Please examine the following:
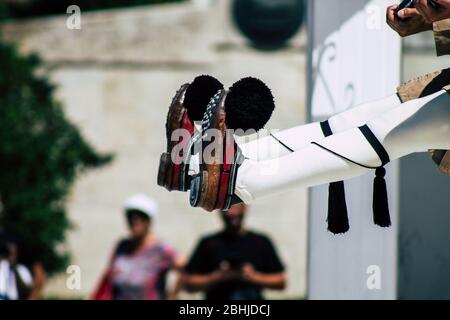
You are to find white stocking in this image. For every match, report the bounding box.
[239,94,401,160]
[235,91,450,203]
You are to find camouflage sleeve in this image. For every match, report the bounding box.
[433,18,450,56]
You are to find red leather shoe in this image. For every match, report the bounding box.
[158,75,223,192]
[189,77,275,211]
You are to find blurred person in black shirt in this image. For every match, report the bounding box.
[183,204,286,300]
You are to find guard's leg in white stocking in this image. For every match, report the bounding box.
[239,94,401,160]
[236,90,450,203]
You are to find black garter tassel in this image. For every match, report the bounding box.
[327,181,350,234]
[372,167,391,227]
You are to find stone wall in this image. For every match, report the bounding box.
[2,0,308,299]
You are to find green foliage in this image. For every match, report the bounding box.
[5,0,187,19]
[0,42,113,274]
[0,2,8,21]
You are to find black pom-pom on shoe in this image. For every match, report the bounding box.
[184,75,224,121]
[225,77,275,132]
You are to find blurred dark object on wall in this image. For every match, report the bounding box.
[2,0,187,19]
[232,0,305,49]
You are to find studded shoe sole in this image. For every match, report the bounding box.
[189,90,242,212]
[158,84,195,192]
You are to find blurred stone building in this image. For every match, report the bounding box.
[2,0,308,298]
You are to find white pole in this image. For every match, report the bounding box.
[307,0,401,300]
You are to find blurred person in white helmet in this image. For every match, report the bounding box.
[92,194,185,300]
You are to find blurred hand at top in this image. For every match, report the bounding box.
[387,4,432,37]
[414,0,450,23]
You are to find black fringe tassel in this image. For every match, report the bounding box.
[372,167,391,227]
[327,181,350,234]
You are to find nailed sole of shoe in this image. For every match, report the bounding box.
[189,90,227,212]
[157,152,173,189]
[157,84,193,192]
